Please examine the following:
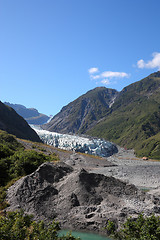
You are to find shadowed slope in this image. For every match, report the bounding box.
[0,101,41,142]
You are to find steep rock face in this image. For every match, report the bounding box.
[4,102,49,125]
[0,101,41,142]
[7,162,160,232]
[43,87,118,134]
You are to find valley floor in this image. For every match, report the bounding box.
[90,147,160,190]
[18,138,160,191]
[60,145,160,191]
[64,147,160,205]
[7,139,160,233]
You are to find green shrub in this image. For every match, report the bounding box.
[106,213,160,240]
[8,150,52,177]
[0,144,14,159]
[0,130,23,151]
[0,210,80,240]
[0,150,52,186]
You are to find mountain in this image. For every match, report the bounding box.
[88,71,160,159]
[0,101,41,142]
[4,102,50,125]
[43,71,160,159]
[43,87,118,134]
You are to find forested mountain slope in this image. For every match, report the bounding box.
[88,71,160,159]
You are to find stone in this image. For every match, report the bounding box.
[6,162,160,233]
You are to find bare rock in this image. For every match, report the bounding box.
[7,162,160,232]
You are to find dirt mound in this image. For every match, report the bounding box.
[7,162,160,232]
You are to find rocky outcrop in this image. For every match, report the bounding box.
[43,87,118,134]
[7,162,160,232]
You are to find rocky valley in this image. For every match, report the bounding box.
[6,160,160,233]
[32,125,118,157]
[1,72,160,238]
[5,138,160,234]
[43,71,160,160]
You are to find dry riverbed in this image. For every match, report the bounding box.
[18,138,160,192]
[89,147,160,190]
[61,146,160,191]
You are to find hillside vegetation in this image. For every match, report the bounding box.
[88,72,160,159]
[43,71,160,159]
[0,130,59,210]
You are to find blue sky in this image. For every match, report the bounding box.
[1,0,160,116]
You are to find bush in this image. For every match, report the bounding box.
[106,213,160,240]
[9,150,51,177]
[0,144,14,159]
[0,150,52,186]
[0,210,80,240]
[0,130,23,151]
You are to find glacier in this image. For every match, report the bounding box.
[32,126,118,157]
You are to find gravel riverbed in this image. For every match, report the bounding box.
[90,147,160,190]
[18,138,160,191]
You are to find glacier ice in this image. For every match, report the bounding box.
[32,126,117,157]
